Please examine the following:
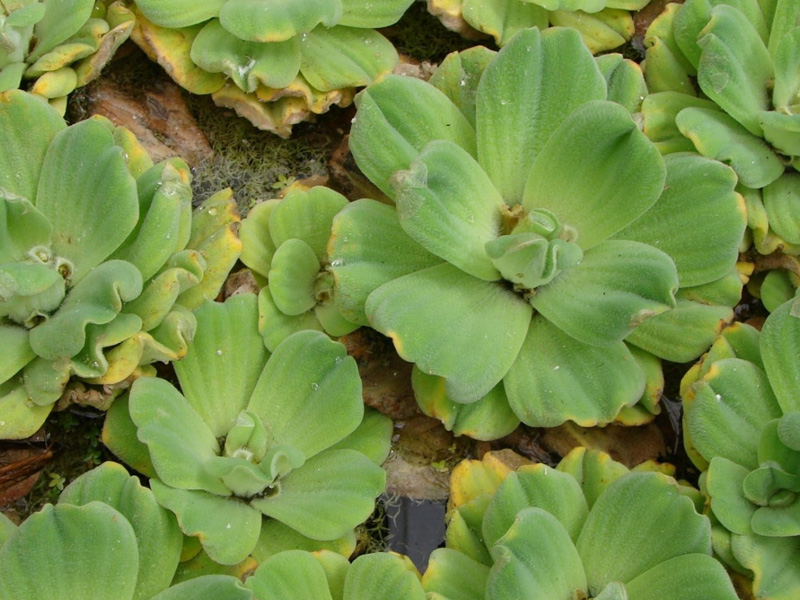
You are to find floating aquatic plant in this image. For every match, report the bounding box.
[330,27,746,435]
[0,90,241,440]
[129,0,414,136]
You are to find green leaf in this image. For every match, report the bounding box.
[624,553,738,600]
[696,5,773,137]
[614,153,744,288]
[687,359,782,468]
[59,462,183,600]
[339,0,414,27]
[732,534,800,599]
[577,472,711,591]
[251,519,356,561]
[350,75,476,198]
[640,92,716,153]
[245,550,333,600]
[247,330,363,459]
[706,457,755,535]
[556,448,630,510]
[423,548,489,600]
[366,263,532,404]
[0,90,66,201]
[102,394,157,478]
[300,26,397,92]
[429,46,496,129]
[250,449,385,540]
[191,20,301,92]
[345,553,426,600]
[269,239,320,315]
[29,0,95,61]
[329,199,442,325]
[773,26,800,109]
[133,0,226,28]
[522,100,666,250]
[219,0,341,42]
[28,260,143,360]
[676,106,785,189]
[461,0,548,47]
[257,286,322,352]
[35,117,139,283]
[624,298,734,363]
[596,54,648,114]
[530,240,678,347]
[476,27,606,204]
[392,140,504,281]
[0,325,33,384]
[326,407,393,466]
[174,295,267,437]
[0,382,52,440]
[110,163,193,281]
[413,368,520,441]
[0,503,139,600]
[129,377,229,495]
[504,315,646,427]
[151,576,252,600]
[763,173,800,246]
[239,199,280,279]
[487,508,587,600]
[482,465,589,547]
[150,480,262,566]
[268,187,349,261]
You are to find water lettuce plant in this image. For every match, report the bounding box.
[0,90,241,440]
[642,0,800,255]
[129,0,414,136]
[330,27,746,434]
[0,0,134,113]
[239,184,359,352]
[427,0,650,53]
[682,295,800,597]
[0,461,251,599]
[103,294,390,565]
[421,448,738,599]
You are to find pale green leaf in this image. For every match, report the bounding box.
[476,27,606,204]
[504,315,645,427]
[522,101,666,250]
[392,140,504,281]
[250,449,385,540]
[0,503,138,600]
[350,75,476,198]
[245,550,333,600]
[345,553,427,600]
[530,240,678,347]
[219,0,341,42]
[247,330,362,459]
[366,263,531,403]
[300,26,397,92]
[150,480,262,566]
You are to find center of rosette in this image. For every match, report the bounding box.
[487,207,583,291]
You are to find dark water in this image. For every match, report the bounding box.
[384,496,447,571]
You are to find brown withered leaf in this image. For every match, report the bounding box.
[85,73,213,166]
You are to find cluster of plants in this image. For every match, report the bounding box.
[2,0,800,597]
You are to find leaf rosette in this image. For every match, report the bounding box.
[427,0,650,53]
[642,0,800,255]
[129,0,413,136]
[682,295,800,597]
[0,0,135,113]
[330,28,746,435]
[421,448,738,599]
[239,184,360,352]
[0,462,252,599]
[103,294,390,565]
[0,90,241,440]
